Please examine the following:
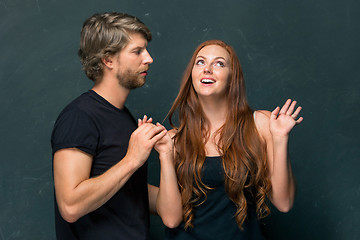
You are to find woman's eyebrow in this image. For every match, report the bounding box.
[196,56,226,61]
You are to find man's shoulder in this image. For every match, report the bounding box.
[59,91,97,115]
[51,91,100,156]
[63,91,92,108]
[52,91,96,128]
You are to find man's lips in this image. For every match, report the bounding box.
[140,70,149,76]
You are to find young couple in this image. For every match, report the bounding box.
[51,12,303,240]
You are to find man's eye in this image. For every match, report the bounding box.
[133,49,143,55]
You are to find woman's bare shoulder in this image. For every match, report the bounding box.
[253,110,271,139]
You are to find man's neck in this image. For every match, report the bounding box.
[92,78,130,110]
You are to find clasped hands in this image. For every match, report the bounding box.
[137,115,174,157]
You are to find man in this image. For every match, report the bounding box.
[51,12,168,239]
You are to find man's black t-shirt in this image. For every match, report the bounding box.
[51,90,149,240]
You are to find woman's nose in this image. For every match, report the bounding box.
[203,65,212,74]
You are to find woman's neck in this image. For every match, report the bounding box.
[198,96,228,131]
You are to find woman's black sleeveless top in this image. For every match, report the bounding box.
[165,156,265,240]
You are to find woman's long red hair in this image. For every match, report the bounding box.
[168,40,271,229]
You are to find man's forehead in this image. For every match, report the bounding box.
[125,33,148,48]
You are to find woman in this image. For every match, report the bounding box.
[151,40,303,239]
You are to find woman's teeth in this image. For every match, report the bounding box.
[201,79,215,84]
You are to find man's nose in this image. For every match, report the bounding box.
[143,49,153,64]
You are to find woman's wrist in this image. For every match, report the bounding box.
[272,135,289,146]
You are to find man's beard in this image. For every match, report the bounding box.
[116,69,146,90]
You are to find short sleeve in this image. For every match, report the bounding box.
[51,107,99,156]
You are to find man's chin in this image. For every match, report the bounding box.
[134,77,146,88]
[120,77,146,90]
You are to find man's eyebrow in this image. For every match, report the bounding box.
[131,46,143,50]
[130,44,147,51]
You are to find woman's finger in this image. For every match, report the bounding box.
[291,106,302,119]
[286,101,297,115]
[279,99,291,115]
[271,106,280,120]
[142,115,148,123]
[296,116,304,124]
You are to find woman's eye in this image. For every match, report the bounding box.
[214,61,225,67]
[196,59,205,65]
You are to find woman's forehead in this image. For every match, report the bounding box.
[196,45,230,60]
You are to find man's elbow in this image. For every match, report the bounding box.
[58,203,82,223]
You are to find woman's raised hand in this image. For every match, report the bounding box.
[270,99,303,137]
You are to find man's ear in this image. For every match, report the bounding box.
[102,55,114,69]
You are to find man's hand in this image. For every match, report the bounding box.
[127,116,167,168]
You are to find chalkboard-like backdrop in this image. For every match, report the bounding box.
[0,0,359,239]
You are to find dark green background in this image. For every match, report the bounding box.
[0,0,359,239]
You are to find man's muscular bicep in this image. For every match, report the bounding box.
[53,148,93,208]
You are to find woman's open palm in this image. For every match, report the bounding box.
[270,99,303,137]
